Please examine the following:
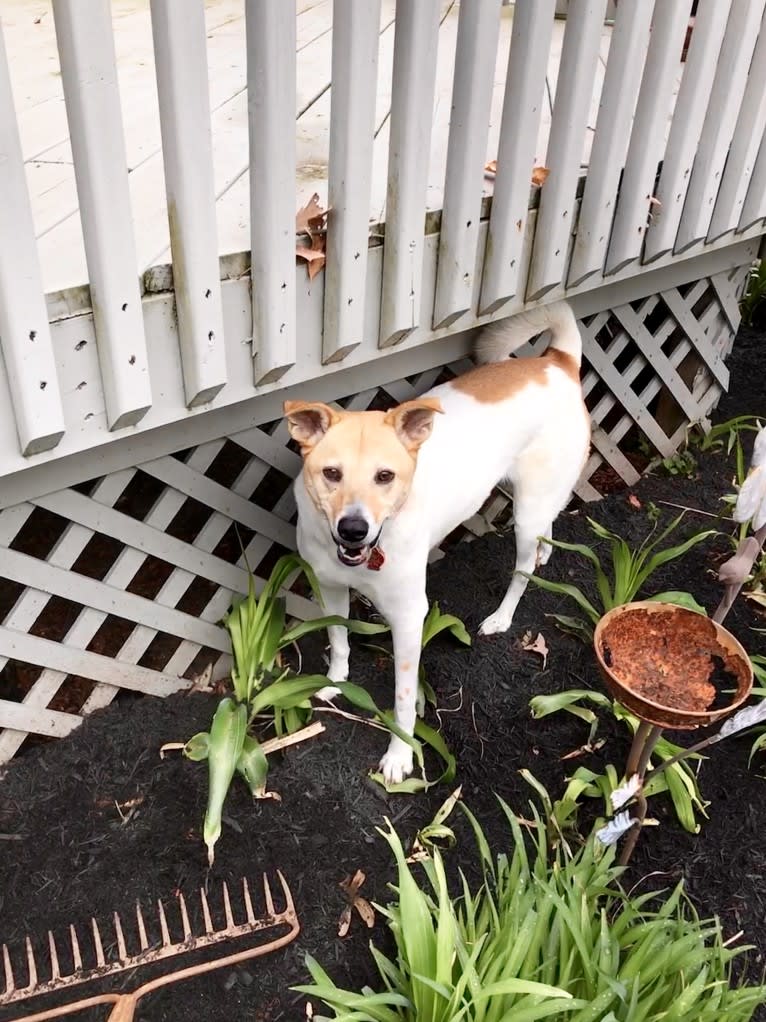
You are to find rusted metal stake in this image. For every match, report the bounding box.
[619,724,662,866]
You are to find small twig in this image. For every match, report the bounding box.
[435,685,464,728]
[260,721,324,755]
[470,702,486,761]
[312,706,389,732]
[655,499,727,520]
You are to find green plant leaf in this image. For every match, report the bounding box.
[203,697,247,866]
[522,574,600,624]
[280,616,389,647]
[646,591,708,615]
[547,613,595,644]
[421,602,471,648]
[236,735,269,797]
[183,731,210,762]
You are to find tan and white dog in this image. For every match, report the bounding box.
[285,301,590,783]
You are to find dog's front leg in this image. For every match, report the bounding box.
[316,582,350,702]
[378,594,428,785]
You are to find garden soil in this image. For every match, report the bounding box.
[1,326,765,1021]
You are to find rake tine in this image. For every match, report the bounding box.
[178,893,191,941]
[276,870,295,917]
[47,931,60,981]
[262,874,276,917]
[222,882,234,930]
[200,887,213,934]
[135,903,149,952]
[3,943,15,994]
[91,919,105,968]
[113,913,127,961]
[242,877,255,925]
[70,925,82,972]
[25,936,38,989]
[157,900,171,947]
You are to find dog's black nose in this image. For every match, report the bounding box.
[337,515,369,544]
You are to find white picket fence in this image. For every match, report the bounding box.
[0,0,765,758]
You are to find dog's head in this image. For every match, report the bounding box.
[284,398,443,567]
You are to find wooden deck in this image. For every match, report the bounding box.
[2,0,630,296]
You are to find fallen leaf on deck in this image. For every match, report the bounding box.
[531,166,550,187]
[296,235,326,281]
[648,195,662,208]
[295,193,328,235]
[338,870,375,937]
[628,494,642,509]
[484,159,498,176]
[516,630,549,669]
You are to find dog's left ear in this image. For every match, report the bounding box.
[385,398,444,453]
[283,400,342,452]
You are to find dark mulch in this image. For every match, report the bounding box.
[1,326,765,1021]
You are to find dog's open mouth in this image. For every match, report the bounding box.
[336,542,371,567]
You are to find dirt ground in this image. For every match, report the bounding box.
[1,325,765,1021]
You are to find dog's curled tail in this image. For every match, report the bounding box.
[475,301,581,368]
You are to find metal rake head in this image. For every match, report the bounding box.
[1,871,298,1010]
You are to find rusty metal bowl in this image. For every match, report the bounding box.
[593,601,753,730]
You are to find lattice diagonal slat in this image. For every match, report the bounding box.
[0,266,752,761]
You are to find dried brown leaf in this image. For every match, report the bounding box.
[189,662,214,693]
[531,166,550,187]
[628,494,642,510]
[517,631,549,669]
[295,193,328,234]
[337,905,352,938]
[484,159,498,176]
[354,897,376,928]
[296,244,326,281]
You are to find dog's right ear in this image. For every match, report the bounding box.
[283,401,342,453]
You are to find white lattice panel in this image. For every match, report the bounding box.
[0,264,751,761]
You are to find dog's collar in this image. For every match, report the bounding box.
[366,545,385,571]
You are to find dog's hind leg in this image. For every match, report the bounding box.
[479,462,575,637]
[315,582,350,701]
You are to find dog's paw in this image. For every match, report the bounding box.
[378,739,414,786]
[478,610,513,636]
[314,684,342,703]
[326,659,349,684]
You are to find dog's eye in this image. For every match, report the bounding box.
[375,469,395,485]
[322,466,342,483]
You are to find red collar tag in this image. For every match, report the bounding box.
[366,546,385,571]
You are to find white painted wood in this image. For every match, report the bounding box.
[0,628,189,700]
[567,1,654,287]
[246,0,297,383]
[604,0,691,275]
[642,0,732,264]
[51,0,152,431]
[479,0,556,314]
[0,699,81,742]
[526,0,609,301]
[322,0,382,363]
[0,19,66,457]
[432,0,502,328]
[150,0,227,407]
[378,0,441,347]
[675,0,766,253]
[738,132,766,231]
[707,17,766,242]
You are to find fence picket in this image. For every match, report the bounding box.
[738,133,766,232]
[322,0,382,363]
[675,0,766,253]
[0,20,66,456]
[246,0,298,383]
[479,0,555,314]
[707,18,766,242]
[378,0,441,347]
[52,0,152,430]
[151,0,228,406]
[604,0,690,275]
[432,0,502,328]
[526,0,608,301]
[642,0,731,264]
